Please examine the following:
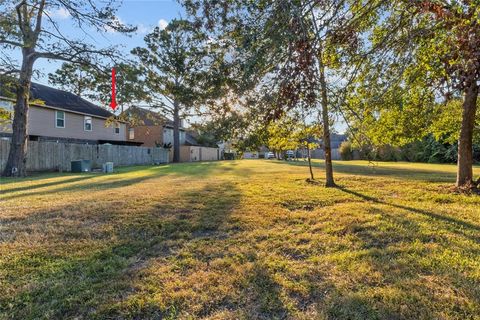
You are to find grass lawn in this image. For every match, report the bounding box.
[1,160,479,319]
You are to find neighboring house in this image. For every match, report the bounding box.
[123,106,187,148]
[0,83,132,145]
[124,106,221,162]
[310,133,347,160]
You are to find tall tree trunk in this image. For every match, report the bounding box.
[2,48,35,177]
[456,81,479,189]
[172,100,180,163]
[318,48,335,187]
[307,145,314,180]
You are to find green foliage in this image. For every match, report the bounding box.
[48,63,97,98]
[344,0,480,186]
[132,19,211,113]
[234,126,269,153]
[430,99,480,145]
[400,136,459,164]
[349,135,480,164]
[267,118,298,154]
[191,110,249,148]
[266,115,320,154]
[48,62,147,111]
[339,141,353,161]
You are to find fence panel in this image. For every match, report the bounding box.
[0,139,169,173]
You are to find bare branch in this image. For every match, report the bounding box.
[0,39,23,47]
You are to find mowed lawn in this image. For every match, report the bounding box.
[0,160,479,320]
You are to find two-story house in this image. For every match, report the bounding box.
[0,83,132,145]
[123,106,190,147]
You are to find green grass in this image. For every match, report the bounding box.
[0,160,479,319]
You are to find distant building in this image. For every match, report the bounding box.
[123,106,218,162]
[310,133,347,160]
[123,106,187,148]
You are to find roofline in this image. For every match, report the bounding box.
[0,95,126,123]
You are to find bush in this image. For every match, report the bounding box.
[346,134,480,164]
[339,141,353,160]
[374,145,402,162]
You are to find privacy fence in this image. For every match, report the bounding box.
[0,139,169,173]
[311,148,341,161]
[180,146,220,162]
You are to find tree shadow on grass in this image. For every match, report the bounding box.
[240,262,290,320]
[336,185,480,243]
[0,181,242,319]
[270,160,459,183]
[0,175,98,195]
[0,162,245,201]
[306,186,480,319]
[0,174,158,201]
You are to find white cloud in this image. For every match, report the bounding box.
[158,19,168,30]
[48,7,71,20]
[137,23,150,34]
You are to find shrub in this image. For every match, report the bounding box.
[339,141,353,160]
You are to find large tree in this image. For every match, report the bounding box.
[182,0,380,187]
[346,0,480,190]
[133,19,215,163]
[48,63,96,98]
[0,0,134,177]
[49,62,146,112]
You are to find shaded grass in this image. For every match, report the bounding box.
[0,160,479,319]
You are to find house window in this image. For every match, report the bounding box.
[128,128,135,139]
[55,111,65,128]
[114,123,120,134]
[84,116,92,131]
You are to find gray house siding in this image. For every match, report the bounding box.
[28,106,126,141]
[0,99,126,142]
[162,127,186,146]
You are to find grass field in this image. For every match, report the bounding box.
[1,160,479,319]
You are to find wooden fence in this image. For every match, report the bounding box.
[0,139,169,172]
[310,148,341,160]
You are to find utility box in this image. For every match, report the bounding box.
[102,162,114,173]
[71,160,91,173]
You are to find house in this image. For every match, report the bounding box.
[123,106,187,148]
[124,106,220,162]
[0,83,133,145]
[309,133,347,160]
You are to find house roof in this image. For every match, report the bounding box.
[123,106,171,126]
[123,106,187,130]
[29,83,114,118]
[185,132,199,146]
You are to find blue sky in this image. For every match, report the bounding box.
[33,0,184,86]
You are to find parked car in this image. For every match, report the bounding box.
[266,152,275,159]
[286,150,295,159]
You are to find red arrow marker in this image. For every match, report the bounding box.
[110,67,117,111]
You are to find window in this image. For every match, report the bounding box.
[55,111,65,128]
[84,116,92,131]
[114,123,120,134]
[128,128,135,139]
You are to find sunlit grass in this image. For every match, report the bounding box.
[0,160,479,319]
